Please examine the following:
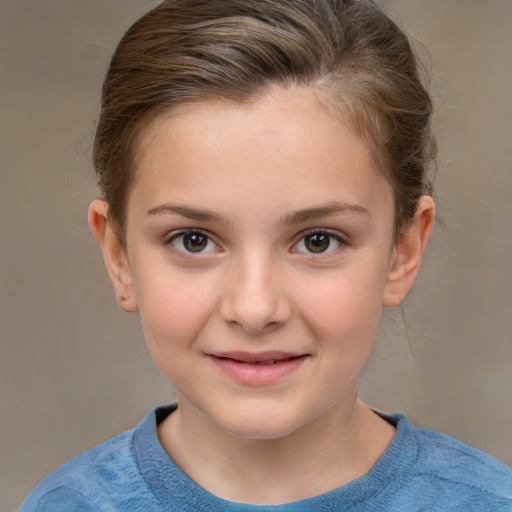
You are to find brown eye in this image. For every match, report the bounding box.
[292,231,344,255]
[171,231,217,254]
[183,233,207,252]
[304,233,331,253]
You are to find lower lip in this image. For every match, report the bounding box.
[208,355,308,385]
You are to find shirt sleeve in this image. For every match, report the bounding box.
[19,486,101,512]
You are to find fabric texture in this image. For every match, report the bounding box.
[20,404,512,511]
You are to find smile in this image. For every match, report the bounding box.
[207,351,309,385]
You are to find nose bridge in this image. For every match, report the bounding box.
[220,247,289,333]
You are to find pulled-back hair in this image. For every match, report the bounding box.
[93,0,436,242]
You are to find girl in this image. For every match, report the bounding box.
[21,0,511,510]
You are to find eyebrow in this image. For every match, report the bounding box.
[281,201,370,224]
[146,204,229,224]
[146,201,370,225]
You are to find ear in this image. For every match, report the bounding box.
[88,199,138,312]
[382,196,435,307]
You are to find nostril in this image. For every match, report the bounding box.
[222,307,289,334]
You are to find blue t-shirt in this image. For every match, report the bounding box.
[20,404,512,511]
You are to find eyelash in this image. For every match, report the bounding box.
[163,229,220,256]
[291,229,348,257]
[163,228,348,258]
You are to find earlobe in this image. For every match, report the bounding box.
[88,200,138,312]
[382,196,435,307]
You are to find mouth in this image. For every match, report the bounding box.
[207,351,309,384]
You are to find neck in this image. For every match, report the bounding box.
[157,388,395,505]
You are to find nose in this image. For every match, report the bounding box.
[219,252,291,334]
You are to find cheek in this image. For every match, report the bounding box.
[299,272,384,394]
[297,263,386,348]
[133,265,219,354]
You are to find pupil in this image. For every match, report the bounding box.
[184,233,207,252]
[306,234,330,253]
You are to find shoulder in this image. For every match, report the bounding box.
[20,429,135,511]
[413,424,512,494]
[19,410,163,512]
[394,415,512,510]
[19,486,101,512]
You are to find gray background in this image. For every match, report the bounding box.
[1,1,511,510]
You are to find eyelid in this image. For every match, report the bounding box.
[290,228,348,255]
[163,228,222,254]
[293,227,348,243]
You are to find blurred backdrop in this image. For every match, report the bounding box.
[1,1,511,510]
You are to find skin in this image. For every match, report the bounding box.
[89,86,435,504]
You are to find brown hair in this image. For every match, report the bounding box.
[93,0,436,243]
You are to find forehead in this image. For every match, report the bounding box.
[128,87,393,222]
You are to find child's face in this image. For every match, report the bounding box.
[108,87,406,439]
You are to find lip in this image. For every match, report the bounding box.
[207,351,309,385]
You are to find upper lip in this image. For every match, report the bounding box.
[207,351,306,363]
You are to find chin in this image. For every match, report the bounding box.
[211,401,308,441]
